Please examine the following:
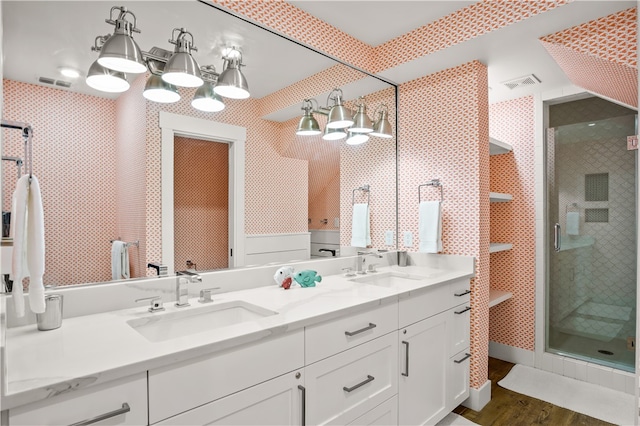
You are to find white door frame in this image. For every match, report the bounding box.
[159,111,246,274]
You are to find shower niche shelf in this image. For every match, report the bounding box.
[489,289,513,308]
[490,192,513,202]
[489,243,513,253]
[490,137,513,155]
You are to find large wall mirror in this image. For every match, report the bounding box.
[1,1,397,287]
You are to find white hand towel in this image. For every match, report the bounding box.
[350,203,371,247]
[26,176,46,314]
[419,201,442,253]
[111,241,125,280]
[11,175,30,317]
[566,212,580,236]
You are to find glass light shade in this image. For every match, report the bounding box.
[322,126,347,141]
[143,75,180,103]
[86,61,130,93]
[191,82,226,112]
[214,61,250,99]
[346,132,369,145]
[350,104,373,133]
[97,33,146,74]
[296,113,321,136]
[370,111,393,138]
[162,52,203,88]
[327,104,353,129]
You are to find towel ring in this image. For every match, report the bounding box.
[418,179,444,203]
[352,184,370,205]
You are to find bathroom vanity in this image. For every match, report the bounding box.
[0,255,473,425]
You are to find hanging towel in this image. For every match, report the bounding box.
[350,203,371,247]
[111,241,130,280]
[10,175,46,316]
[419,201,442,253]
[566,212,580,236]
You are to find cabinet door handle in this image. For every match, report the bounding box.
[454,353,472,364]
[455,306,471,315]
[554,223,561,252]
[298,385,306,426]
[344,322,376,336]
[454,289,471,297]
[69,403,130,426]
[343,375,375,392]
[402,341,410,377]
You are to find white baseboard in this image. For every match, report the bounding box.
[489,341,535,366]
[462,379,491,412]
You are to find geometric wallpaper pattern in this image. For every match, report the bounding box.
[488,96,536,352]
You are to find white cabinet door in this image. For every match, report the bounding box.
[398,311,448,426]
[348,396,398,426]
[156,370,304,426]
[447,350,471,412]
[448,304,471,357]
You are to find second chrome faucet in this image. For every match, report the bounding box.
[175,270,202,307]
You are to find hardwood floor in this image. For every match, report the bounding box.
[453,358,616,426]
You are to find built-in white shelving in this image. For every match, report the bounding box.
[489,289,513,308]
[489,243,513,253]
[489,137,513,155]
[489,192,513,203]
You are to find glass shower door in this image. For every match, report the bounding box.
[546,114,637,373]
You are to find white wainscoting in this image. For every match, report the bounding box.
[245,233,311,266]
[310,230,340,258]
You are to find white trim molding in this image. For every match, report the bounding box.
[489,341,535,367]
[462,379,491,412]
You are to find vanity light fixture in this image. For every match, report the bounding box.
[346,132,370,145]
[214,47,250,99]
[87,6,249,113]
[370,104,393,138]
[296,99,321,136]
[162,28,203,88]
[143,74,180,103]
[350,97,373,133]
[326,88,354,129]
[95,6,146,74]
[322,126,347,141]
[85,60,130,93]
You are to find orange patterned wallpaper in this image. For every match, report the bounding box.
[174,136,229,272]
[540,8,638,108]
[398,61,490,388]
[2,79,117,286]
[488,96,536,351]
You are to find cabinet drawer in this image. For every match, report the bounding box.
[348,395,398,426]
[305,332,398,426]
[448,303,471,356]
[9,373,147,426]
[306,302,398,364]
[447,349,471,412]
[148,329,304,424]
[399,278,470,328]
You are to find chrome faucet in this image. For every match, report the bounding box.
[356,251,383,274]
[175,271,202,307]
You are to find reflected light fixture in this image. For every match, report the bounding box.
[370,104,393,138]
[350,97,373,133]
[192,81,226,112]
[326,88,354,129]
[214,47,250,99]
[162,28,203,88]
[322,126,347,141]
[143,74,180,103]
[346,132,369,145]
[85,60,130,93]
[96,6,146,74]
[296,99,321,136]
[59,67,80,79]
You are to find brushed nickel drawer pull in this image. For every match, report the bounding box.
[298,385,306,426]
[343,375,375,392]
[454,289,471,297]
[402,341,410,377]
[69,403,130,426]
[455,306,471,315]
[345,322,377,336]
[454,353,472,364]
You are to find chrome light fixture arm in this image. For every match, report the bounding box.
[105,6,140,36]
[169,28,198,54]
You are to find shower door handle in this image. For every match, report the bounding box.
[554,223,561,252]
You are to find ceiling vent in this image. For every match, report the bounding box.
[500,74,540,90]
[38,76,72,88]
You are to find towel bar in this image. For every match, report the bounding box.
[418,179,444,202]
[352,184,370,205]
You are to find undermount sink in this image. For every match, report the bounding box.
[350,271,428,287]
[127,300,278,343]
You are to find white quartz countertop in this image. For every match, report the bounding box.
[1,264,473,409]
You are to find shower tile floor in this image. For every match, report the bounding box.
[549,329,635,372]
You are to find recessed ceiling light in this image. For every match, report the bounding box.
[588,123,596,127]
[59,67,80,79]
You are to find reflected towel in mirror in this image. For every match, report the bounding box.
[111,241,130,280]
[351,203,371,248]
[419,201,442,253]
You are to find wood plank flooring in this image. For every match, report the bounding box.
[453,358,616,426]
